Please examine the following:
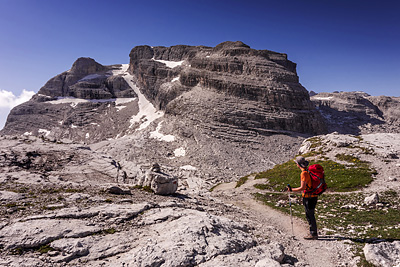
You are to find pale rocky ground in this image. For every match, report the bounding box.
[1,132,399,266]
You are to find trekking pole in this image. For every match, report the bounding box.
[287,184,295,238]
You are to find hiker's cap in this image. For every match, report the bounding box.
[294,156,309,168]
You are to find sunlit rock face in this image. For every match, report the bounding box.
[129,41,327,136]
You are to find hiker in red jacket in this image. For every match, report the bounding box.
[287,156,319,240]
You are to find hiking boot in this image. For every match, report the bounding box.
[303,234,318,240]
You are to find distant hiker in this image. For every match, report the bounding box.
[287,156,319,240]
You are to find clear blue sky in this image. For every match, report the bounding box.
[0,0,399,128]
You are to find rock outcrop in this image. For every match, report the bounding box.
[129,41,326,136]
[37,58,135,99]
[311,91,400,134]
[364,241,400,267]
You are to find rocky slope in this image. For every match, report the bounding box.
[311,91,400,134]
[1,41,322,186]
[1,133,399,266]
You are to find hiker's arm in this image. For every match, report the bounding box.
[290,181,306,192]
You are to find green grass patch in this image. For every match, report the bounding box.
[102,228,117,234]
[235,175,249,188]
[209,183,222,192]
[253,190,400,240]
[131,185,154,193]
[37,244,54,254]
[5,202,18,208]
[254,159,375,192]
[335,154,368,166]
[308,136,323,149]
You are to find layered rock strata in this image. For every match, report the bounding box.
[129,41,326,135]
[311,92,400,134]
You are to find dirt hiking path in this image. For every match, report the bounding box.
[211,175,358,267]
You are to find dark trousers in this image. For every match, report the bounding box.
[303,197,318,236]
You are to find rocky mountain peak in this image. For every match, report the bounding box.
[128,41,326,136]
[70,57,107,75]
[214,40,251,50]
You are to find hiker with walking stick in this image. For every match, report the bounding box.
[287,156,319,240]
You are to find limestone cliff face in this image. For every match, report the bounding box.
[128,41,326,135]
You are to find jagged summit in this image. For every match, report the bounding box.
[215,40,251,49]
[37,58,133,99]
[70,57,106,74]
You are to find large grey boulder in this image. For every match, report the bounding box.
[364,241,400,267]
[364,193,379,205]
[144,163,178,195]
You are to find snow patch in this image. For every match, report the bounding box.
[172,76,180,82]
[115,98,136,105]
[116,106,126,111]
[47,97,87,108]
[37,94,52,98]
[23,132,32,136]
[115,98,136,111]
[152,58,184,68]
[85,133,90,139]
[38,129,51,137]
[112,64,164,131]
[78,74,103,82]
[174,147,186,157]
[180,165,197,171]
[71,124,78,129]
[150,121,176,142]
[312,96,333,100]
[47,97,117,108]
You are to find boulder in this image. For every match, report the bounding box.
[144,163,178,195]
[364,193,379,205]
[106,186,131,195]
[364,241,400,267]
[0,191,24,202]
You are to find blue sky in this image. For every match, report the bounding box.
[0,0,399,129]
